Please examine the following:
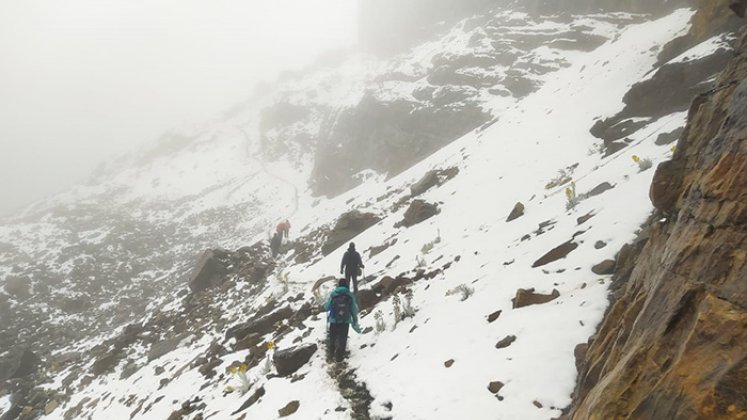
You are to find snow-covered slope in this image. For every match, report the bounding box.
[1,3,740,420]
[0,7,722,420]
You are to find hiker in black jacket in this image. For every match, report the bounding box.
[340,242,364,294]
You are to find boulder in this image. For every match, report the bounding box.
[506,202,525,222]
[410,167,460,197]
[148,333,191,362]
[278,400,300,417]
[650,160,685,213]
[321,211,381,256]
[585,182,614,198]
[495,335,517,349]
[0,347,41,381]
[273,343,317,377]
[225,306,294,343]
[187,250,231,293]
[591,260,616,275]
[532,241,578,267]
[410,171,440,197]
[488,381,504,394]
[487,310,502,323]
[512,288,560,309]
[395,200,440,228]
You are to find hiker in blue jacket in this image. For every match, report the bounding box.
[323,279,362,362]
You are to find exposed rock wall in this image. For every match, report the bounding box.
[570,23,747,420]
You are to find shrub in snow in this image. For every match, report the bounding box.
[447,284,474,301]
[374,310,387,333]
[633,155,654,172]
[545,168,574,190]
[632,155,653,172]
[258,341,276,376]
[420,230,441,255]
[416,255,427,268]
[401,290,416,319]
[565,182,579,210]
[226,363,253,394]
[312,288,324,306]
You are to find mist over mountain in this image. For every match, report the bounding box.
[1,1,745,419]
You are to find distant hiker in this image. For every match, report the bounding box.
[324,279,361,362]
[270,232,282,257]
[276,219,291,240]
[340,242,364,294]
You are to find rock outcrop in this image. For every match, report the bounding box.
[570,25,747,420]
[273,343,317,377]
[321,211,381,256]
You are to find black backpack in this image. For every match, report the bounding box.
[330,292,352,323]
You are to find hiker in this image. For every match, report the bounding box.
[323,279,361,362]
[340,242,364,294]
[270,232,282,257]
[276,219,291,240]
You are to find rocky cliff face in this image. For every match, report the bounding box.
[570,19,747,420]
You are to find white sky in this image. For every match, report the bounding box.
[0,0,358,215]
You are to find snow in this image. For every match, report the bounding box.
[2,6,709,420]
[669,33,733,64]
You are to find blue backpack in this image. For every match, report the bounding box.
[330,292,352,323]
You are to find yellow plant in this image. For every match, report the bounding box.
[266,341,276,351]
[632,155,641,163]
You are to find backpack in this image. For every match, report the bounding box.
[330,292,352,323]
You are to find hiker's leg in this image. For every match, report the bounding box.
[330,324,344,361]
[326,325,335,360]
[352,274,358,294]
[336,323,350,362]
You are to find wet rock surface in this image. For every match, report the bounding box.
[570,26,747,420]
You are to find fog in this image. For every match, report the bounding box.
[0,0,357,216]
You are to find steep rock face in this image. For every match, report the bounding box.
[571,27,747,420]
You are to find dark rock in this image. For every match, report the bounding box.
[226,306,294,343]
[444,359,454,368]
[533,400,543,408]
[591,260,616,275]
[585,182,614,198]
[577,212,595,225]
[356,289,380,312]
[410,171,439,197]
[395,200,440,228]
[273,344,317,377]
[570,27,747,419]
[91,352,122,376]
[278,400,300,417]
[594,241,607,249]
[655,127,684,145]
[488,381,504,394]
[232,387,265,415]
[487,310,502,323]
[495,335,517,349]
[506,202,525,222]
[532,241,578,267]
[512,288,560,309]
[311,94,488,196]
[321,211,381,256]
[650,160,685,213]
[188,250,231,293]
[410,167,459,197]
[0,347,41,381]
[148,333,190,362]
